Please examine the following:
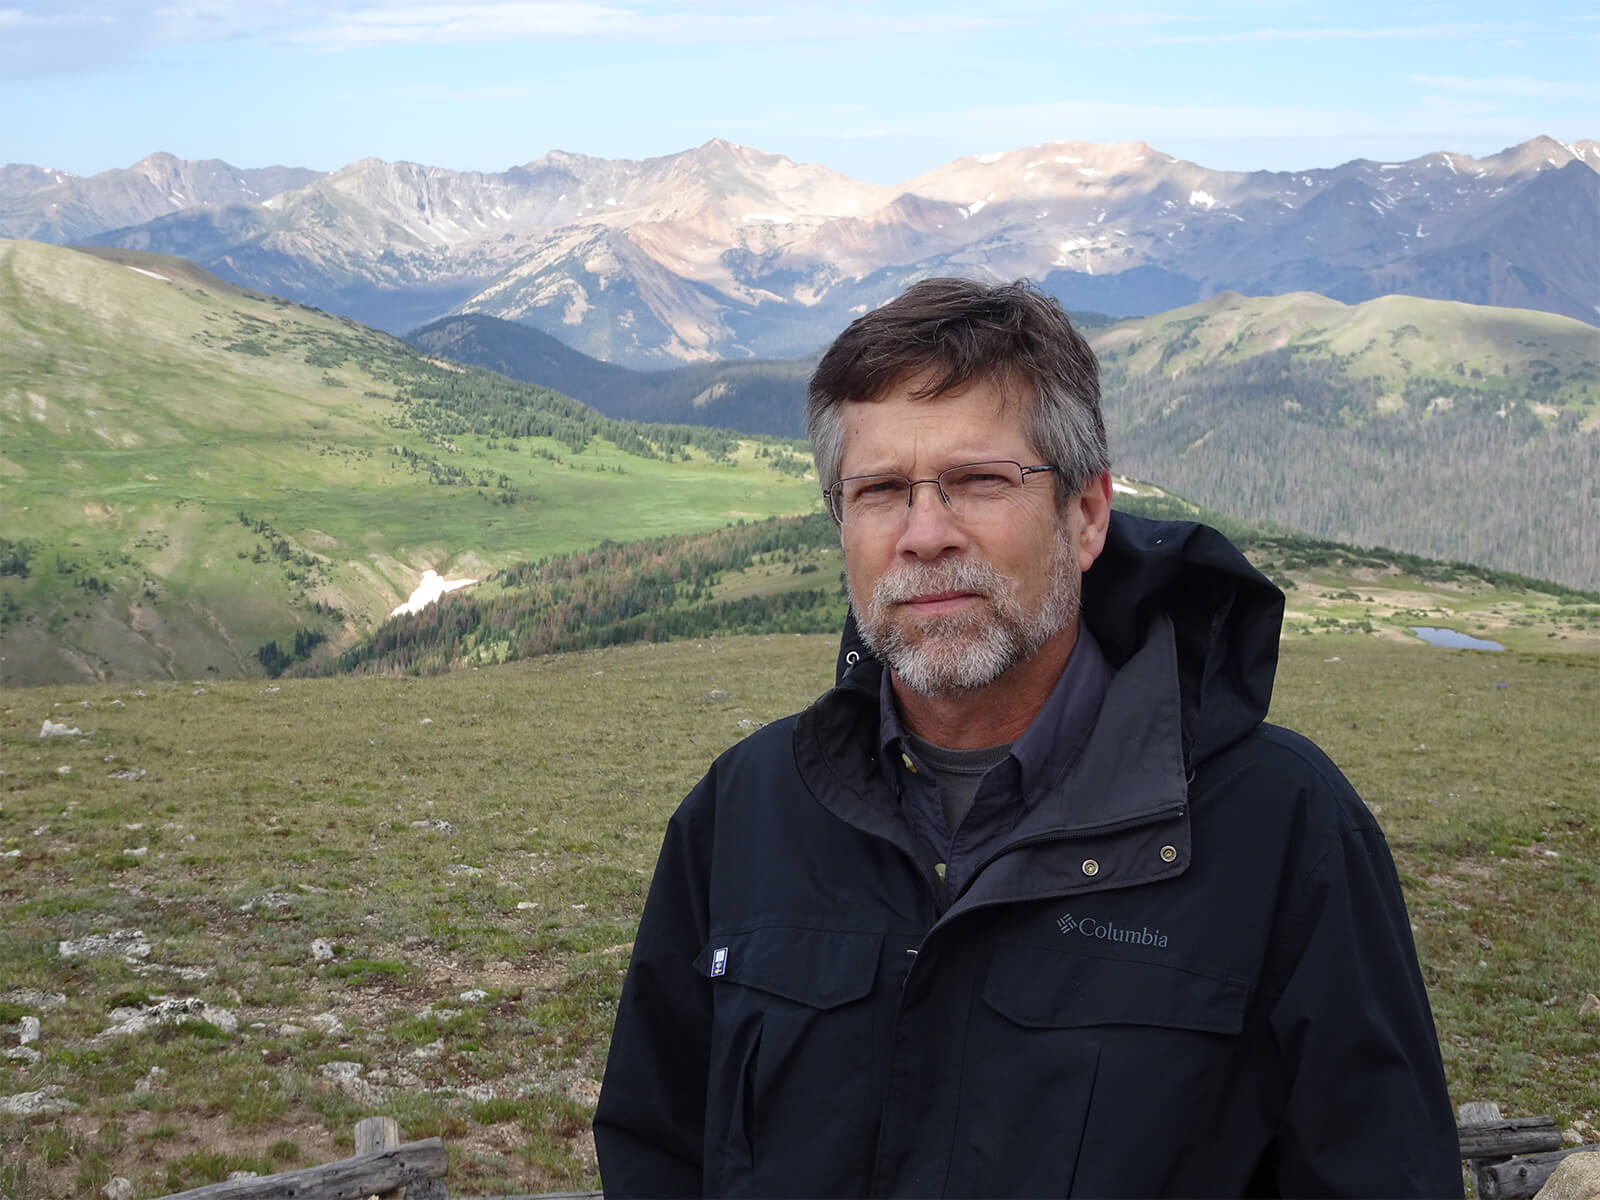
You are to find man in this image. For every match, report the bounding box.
[595,278,1461,1197]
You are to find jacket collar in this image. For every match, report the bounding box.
[796,611,1191,897]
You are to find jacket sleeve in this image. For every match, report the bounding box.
[594,775,714,1198]
[1262,786,1462,1198]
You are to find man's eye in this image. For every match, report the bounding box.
[856,479,904,497]
[948,471,1010,489]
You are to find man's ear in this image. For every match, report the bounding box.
[1072,470,1113,574]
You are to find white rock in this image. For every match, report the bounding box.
[432,1082,496,1102]
[411,1038,445,1060]
[446,864,482,876]
[239,892,294,912]
[226,1171,259,1181]
[18,1016,39,1045]
[1579,993,1600,1020]
[516,901,538,910]
[277,1024,306,1036]
[4,1047,41,1063]
[5,988,65,1010]
[103,1176,134,1200]
[459,988,488,1002]
[97,997,238,1039]
[56,765,72,775]
[307,1012,345,1035]
[40,720,82,739]
[133,1066,166,1095]
[59,930,151,960]
[311,938,334,962]
[410,818,456,834]
[317,1059,383,1103]
[1,1087,76,1115]
[1535,1153,1600,1200]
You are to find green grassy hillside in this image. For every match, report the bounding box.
[1095,290,1600,418]
[1094,292,1600,591]
[1,636,1595,1196]
[0,241,819,688]
[313,481,1598,679]
[406,313,816,438]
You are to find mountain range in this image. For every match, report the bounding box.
[6,136,1595,365]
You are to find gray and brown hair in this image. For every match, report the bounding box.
[805,277,1108,501]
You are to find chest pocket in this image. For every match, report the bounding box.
[983,940,1248,1033]
[950,941,1251,1196]
[698,927,882,1197]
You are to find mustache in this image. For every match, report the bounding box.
[871,557,1008,607]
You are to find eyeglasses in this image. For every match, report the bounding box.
[823,460,1058,526]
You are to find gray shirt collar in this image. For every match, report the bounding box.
[876,623,1114,807]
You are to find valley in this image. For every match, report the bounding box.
[0,242,816,687]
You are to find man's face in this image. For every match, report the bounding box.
[838,374,1091,698]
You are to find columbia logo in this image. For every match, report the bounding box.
[1057,911,1169,949]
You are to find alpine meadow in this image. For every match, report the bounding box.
[0,241,818,688]
[3,126,1600,1200]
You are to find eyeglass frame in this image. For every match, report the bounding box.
[822,460,1059,526]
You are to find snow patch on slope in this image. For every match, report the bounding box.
[392,570,475,616]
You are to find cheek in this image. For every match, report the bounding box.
[840,532,883,583]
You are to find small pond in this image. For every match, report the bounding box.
[1409,626,1505,651]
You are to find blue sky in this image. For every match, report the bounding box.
[2,1,1597,182]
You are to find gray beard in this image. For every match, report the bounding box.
[850,534,1081,698]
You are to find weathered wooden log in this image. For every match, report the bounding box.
[355,1116,404,1157]
[1458,1117,1563,1160]
[1460,1100,1508,1199]
[156,1136,447,1200]
[1479,1144,1600,1200]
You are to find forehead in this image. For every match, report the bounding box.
[839,372,1039,473]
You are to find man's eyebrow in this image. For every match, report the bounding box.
[842,452,1025,476]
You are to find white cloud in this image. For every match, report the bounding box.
[392,82,557,101]
[1063,20,1538,46]
[7,0,1018,53]
[1407,74,1600,102]
[801,96,1554,161]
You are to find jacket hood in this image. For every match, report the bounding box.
[833,510,1284,766]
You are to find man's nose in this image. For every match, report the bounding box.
[895,481,966,559]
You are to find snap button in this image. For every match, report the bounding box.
[1160,844,1178,863]
[845,650,861,666]
[934,862,946,881]
[1081,858,1099,877]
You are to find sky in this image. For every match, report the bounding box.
[2,1,1597,183]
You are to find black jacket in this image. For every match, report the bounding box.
[595,512,1460,1197]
